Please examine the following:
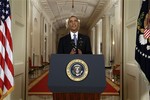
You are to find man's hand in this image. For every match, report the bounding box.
[70,48,76,54]
[70,48,82,54]
[78,49,82,54]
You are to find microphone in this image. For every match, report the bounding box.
[74,44,78,54]
[70,39,78,54]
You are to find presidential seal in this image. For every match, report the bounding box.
[66,59,88,81]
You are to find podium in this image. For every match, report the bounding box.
[48,54,106,100]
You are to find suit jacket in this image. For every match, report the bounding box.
[57,33,92,54]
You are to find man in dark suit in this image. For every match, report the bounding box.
[55,16,100,100]
[57,16,92,54]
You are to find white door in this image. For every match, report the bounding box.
[124,0,140,99]
[124,0,149,100]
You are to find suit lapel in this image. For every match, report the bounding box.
[77,34,84,48]
[65,34,73,48]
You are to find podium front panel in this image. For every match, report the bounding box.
[48,54,106,93]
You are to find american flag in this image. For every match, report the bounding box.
[144,28,150,38]
[0,0,14,99]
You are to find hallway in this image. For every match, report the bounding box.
[2,0,149,100]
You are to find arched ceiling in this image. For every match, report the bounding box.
[40,0,108,29]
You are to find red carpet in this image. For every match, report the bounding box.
[28,72,119,96]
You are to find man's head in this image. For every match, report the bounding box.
[67,16,80,33]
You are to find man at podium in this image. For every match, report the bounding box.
[53,16,100,100]
[57,16,92,55]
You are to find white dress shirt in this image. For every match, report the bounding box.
[70,31,78,40]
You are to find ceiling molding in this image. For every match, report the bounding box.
[40,0,109,30]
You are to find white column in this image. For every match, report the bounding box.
[52,28,57,54]
[91,27,96,54]
[114,1,122,65]
[95,25,98,54]
[102,14,111,67]
[95,19,103,54]
[48,23,52,60]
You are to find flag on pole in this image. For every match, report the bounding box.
[0,0,14,99]
[135,0,150,82]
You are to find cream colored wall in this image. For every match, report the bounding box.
[32,4,41,66]
[27,0,53,65]
[42,18,49,62]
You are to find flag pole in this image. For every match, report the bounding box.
[148,0,150,95]
[149,0,150,42]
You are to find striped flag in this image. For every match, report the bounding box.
[0,0,14,99]
[144,28,150,38]
[144,8,150,39]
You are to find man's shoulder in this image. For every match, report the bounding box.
[60,34,70,40]
[79,33,89,39]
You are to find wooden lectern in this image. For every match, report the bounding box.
[53,93,99,100]
[48,54,106,100]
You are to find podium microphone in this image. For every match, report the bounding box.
[74,44,78,54]
[71,40,78,54]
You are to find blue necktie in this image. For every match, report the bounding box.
[73,34,77,46]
